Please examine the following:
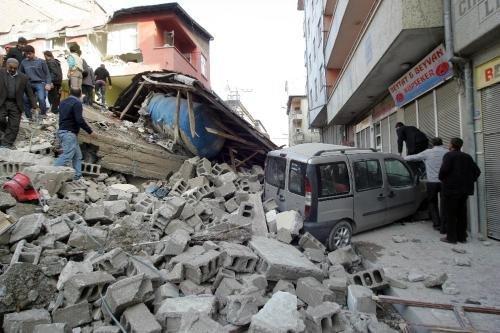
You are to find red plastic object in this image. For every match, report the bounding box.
[2,172,39,202]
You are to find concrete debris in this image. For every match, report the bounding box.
[454,256,472,267]
[423,273,448,288]
[407,270,426,282]
[442,280,460,295]
[391,235,408,243]
[0,155,400,332]
[347,285,376,314]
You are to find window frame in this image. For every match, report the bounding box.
[353,159,384,192]
[288,160,307,196]
[264,156,286,189]
[316,161,351,198]
[384,158,414,188]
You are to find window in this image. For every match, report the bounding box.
[107,23,138,56]
[354,160,383,191]
[374,122,381,149]
[317,162,350,197]
[384,159,413,187]
[265,157,286,189]
[289,161,307,195]
[201,54,208,77]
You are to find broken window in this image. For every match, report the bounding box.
[107,23,139,56]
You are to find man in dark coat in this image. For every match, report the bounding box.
[43,51,63,113]
[439,138,481,244]
[0,58,37,148]
[396,122,429,155]
[5,37,27,64]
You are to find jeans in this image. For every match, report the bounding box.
[24,82,47,118]
[54,130,82,179]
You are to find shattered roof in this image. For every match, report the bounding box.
[112,71,277,168]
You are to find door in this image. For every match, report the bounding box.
[383,158,418,221]
[264,156,287,211]
[285,160,307,214]
[349,155,386,232]
[315,160,354,223]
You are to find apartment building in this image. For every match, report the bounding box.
[286,95,321,146]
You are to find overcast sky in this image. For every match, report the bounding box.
[125,0,306,146]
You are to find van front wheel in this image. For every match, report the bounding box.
[327,221,352,251]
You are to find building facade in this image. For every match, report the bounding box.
[286,95,321,146]
[299,0,500,240]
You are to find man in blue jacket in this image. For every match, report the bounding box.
[19,45,51,119]
[54,89,96,179]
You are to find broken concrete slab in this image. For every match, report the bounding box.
[3,309,51,333]
[84,205,114,224]
[178,312,224,333]
[275,211,303,236]
[9,213,45,244]
[296,277,336,306]
[155,295,217,332]
[67,226,107,250]
[423,273,448,288]
[248,291,305,333]
[249,236,323,281]
[23,165,75,195]
[52,302,92,328]
[33,323,71,333]
[63,271,115,304]
[103,273,154,317]
[57,260,93,290]
[299,232,326,252]
[156,229,190,256]
[305,301,341,333]
[327,245,361,269]
[121,303,162,333]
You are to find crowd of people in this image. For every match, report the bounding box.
[396,123,481,245]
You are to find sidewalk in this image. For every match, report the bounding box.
[353,220,500,332]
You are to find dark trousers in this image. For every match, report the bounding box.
[0,101,22,146]
[48,84,61,112]
[82,85,94,106]
[443,194,468,243]
[427,182,443,228]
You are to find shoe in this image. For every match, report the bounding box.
[440,237,457,244]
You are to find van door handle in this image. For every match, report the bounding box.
[377,193,385,200]
[388,191,395,198]
[279,194,285,202]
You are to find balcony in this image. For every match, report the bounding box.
[290,112,303,120]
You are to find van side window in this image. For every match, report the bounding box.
[317,162,350,197]
[265,156,286,189]
[289,161,307,195]
[353,160,383,191]
[384,159,413,187]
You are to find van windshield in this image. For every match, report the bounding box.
[265,156,286,189]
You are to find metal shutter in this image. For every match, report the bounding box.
[404,102,417,127]
[481,83,500,240]
[381,117,390,153]
[436,80,460,145]
[389,113,398,153]
[417,92,435,138]
[356,132,361,147]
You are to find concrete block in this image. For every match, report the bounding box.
[90,248,129,275]
[23,165,75,195]
[214,181,236,199]
[273,279,296,295]
[347,285,376,314]
[265,210,278,233]
[304,248,326,263]
[121,303,161,333]
[43,217,72,240]
[327,245,361,269]
[33,323,71,333]
[133,195,157,213]
[57,260,93,290]
[215,278,243,298]
[81,162,101,176]
[212,268,237,291]
[165,263,184,283]
[305,301,341,333]
[154,282,180,310]
[0,191,16,210]
[329,264,348,279]
[262,198,278,213]
[349,267,389,291]
[59,180,87,197]
[224,294,259,325]
[86,187,102,202]
[127,256,163,283]
[275,211,303,235]
[164,219,193,235]
[169,245,205,268]
[67,226,107,250]
[220,241,259,273]
[93,326,120,333]
[103,200,130,215]
[299,232,327,252]
[9,213,45,243]
[155,295,217,332]
[103,273,154,317]
[59,212,86,229]
[10,240,41,265]
[106,188,132,202]
[187,176,209,189]
[296,277,336,306]
[249,291,305,333]
[169,179,188,196]
[156,229,190,256]
[66,190,86,202]
[185,214,202,228]
[178,312,224,333]
[184,250,223,284]
[196,158,212,176]
[249,236,323,281]
[39,255,67,276]
[424,273,448,288]
[182,184,214,202]
[3,309,51,333]
[53,302,92,328]
[63,271,115,304]
[277,228,293,244]
[179,280,208,296]
[245,193,268,236]
[239,274,268,291]
[323,277,348,305]
[84,205,114,224]
[224,197,239,213]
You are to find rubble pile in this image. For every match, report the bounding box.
[0,153,399,333]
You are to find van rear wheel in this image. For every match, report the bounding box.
[327,221,352,251]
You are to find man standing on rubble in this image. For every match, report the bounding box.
[43,51,63,113]
[0,58,37,149]
[439,138,481,244]
[54,88,96,179]
[5,37,27,63]
[94,64,112,106]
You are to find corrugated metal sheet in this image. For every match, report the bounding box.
[404,101,417,127]
[436,80,460,145]
[481,83,500,240]
[418,92,435,138]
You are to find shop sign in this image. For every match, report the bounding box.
[389,44,453,107]
[475,56,500,90]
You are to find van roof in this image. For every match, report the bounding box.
[268,143,377,162]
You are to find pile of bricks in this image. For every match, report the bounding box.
[0,156,395,333]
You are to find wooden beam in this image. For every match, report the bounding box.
[205,127,257,146]
[236,151,259,168]
[142,75,195,91]
[453,306,475,331]
[120,80,145,120]
[187,91,197,138]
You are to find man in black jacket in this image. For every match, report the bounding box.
[94,64,112,106]
[439,138,481,244]
[0,58,37,148]
[396,122,429,155]
[5,37,27,63]
[44,51,63,113]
